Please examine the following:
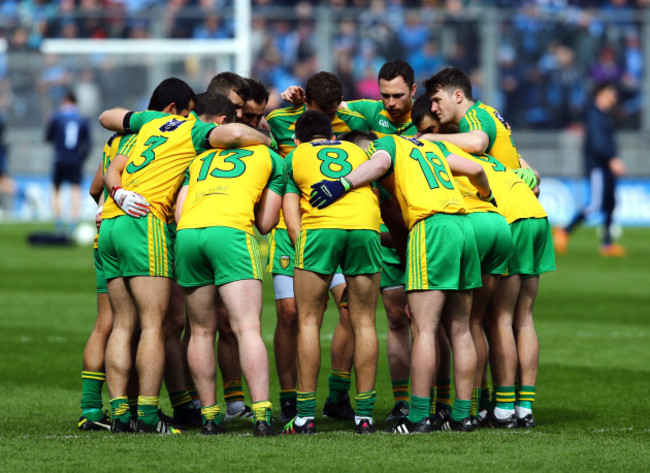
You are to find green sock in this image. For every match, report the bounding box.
[169,390,194,413]
[110,396,131,423]
[479,383,491,411]
[252,400,273,423]
[451,398,471,422]
[137,395,159,425]
[128,397,138,419]
[201,404,222,424]
[279,389,297,404]
[80,371,105,420]
[495,385,516,410]
[355,390,376,418]
[435,378,452,408]
[186,383,200,403]
[392,380,409,406]
[327,370,351,401]
[407,395,430,423]
[516,385,536,409]
[223,380,245,404]
[297,391,317,419]
[470,387,480,418]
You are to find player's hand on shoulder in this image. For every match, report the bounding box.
[281,86,306,105]
[111,187,150,218]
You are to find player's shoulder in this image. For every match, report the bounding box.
[266,104,305,121]
[336,107,367,119]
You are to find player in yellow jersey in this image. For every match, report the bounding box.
[97,79,271,435]
[279,111,381,435]
[266,72,370,423]
[173,94,286,437]
[422,67,540,193]
[311,126,497,434]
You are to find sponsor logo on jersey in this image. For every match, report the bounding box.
[159,118,186,132]
[379,119,391,128]
[492,110,511,130]
[280,256,291,269]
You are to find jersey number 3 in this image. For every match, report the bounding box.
[126,136,168,174]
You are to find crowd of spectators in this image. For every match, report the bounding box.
[0,0,646,129]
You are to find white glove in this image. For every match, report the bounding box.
[111,187,150,217]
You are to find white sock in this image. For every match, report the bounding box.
[493,407,515,420]
[515,406,532,418]
[294,416,313,427]
[226,400,245,415]
[355,416,373,425]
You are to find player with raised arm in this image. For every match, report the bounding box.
[98,78,270,435]
[266,71,370,423]
[280,111,381,435]
[174,92,285,437]
[310,126,496,433]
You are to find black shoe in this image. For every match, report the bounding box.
[78,412,111,431]
[470,416,487,429]
[387,417,432,434]
[201,418,225,436]
[517,413,535,428]
[173,405,203,428]
[486,411,518,429]
[355,418,375,434]
[385,401,409,422]
[110,417,135,433]
[136,418,182,435]
[279,399,298,424]
[322,392,355,421]
[254,419,277,437]
[282,417,316,435]
[440,417,473,432]
[429,405,451,431]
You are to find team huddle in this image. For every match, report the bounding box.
[77,60,555,436]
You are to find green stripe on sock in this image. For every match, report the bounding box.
[436,378,452,407]
[495,385,516,410]
[169,390,193,409]
[297,391,317,418]
[479,385,492,411]
[223,381,245,402]
[451,398,471,422]
[407,395,429,423]
[110,396,131,423]
[327,371,351,401]
[392,380,409,403]
[80,374,104,411]
[517,385,536,408]
[355,390,376,418]
[280,389,297,403]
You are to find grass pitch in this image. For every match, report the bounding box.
[0,223,648,472]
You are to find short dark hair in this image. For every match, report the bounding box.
[246,77,270,104]
[378,59,415,88]
[411,94,434,130]
[194,92,236,123]
[64,90,77,104]
[338,130,378,146]
[305,72,343,116]
[423,67,473,101]
[593,81,617,98]
[148,77,196,112]
[207,72,251,102]
[295,110,332,143]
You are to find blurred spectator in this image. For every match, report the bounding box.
[410,40,444,86]
[544,44,586,128]
[589,46,623,83]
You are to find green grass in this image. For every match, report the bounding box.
[1,223,649,472]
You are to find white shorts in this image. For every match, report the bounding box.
[272,273,346,300]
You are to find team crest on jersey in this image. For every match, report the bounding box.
[280,256,291,269]
[159,118,186,132]
[492,110,511,130]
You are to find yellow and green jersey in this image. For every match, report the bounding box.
[368,135,466,230]
[285,139,380,232]
[102,111,216,222]
[460,101,520,170]
[177,145,287,234]
[346,100,417,138]
[266,104,371,158]
[94,132,136,248]
[439,141,546,224]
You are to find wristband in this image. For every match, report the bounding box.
[340,177,352,191]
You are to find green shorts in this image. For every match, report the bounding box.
[508,217,556,277]
[98,214,173,280]
[467,212,513,275]
[295,228,381,276]
[380,224,405,289]
[266,228,294,276]
[406,214,481,292]
[175,226,263,287]
[94,247,107,294]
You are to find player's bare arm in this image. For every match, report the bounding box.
[102,154,128,193]
[418,129,489,155]
[98,107,130,132]
[346,151,392,188]
[174,184,188,224]
[89,160,104,203]
[282,192,301,247]
[445,153,492,199]
[208,123,271,148]
[254,187,283,235]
